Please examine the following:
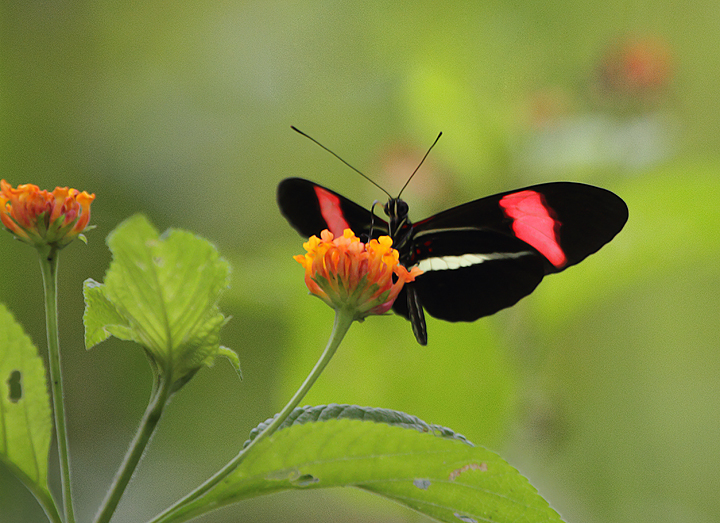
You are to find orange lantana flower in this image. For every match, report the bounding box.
[0,179,95,249]
[294,229,422,320]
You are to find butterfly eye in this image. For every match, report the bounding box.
[396,200,409,217]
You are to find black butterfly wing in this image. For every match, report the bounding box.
[411,182,629,275]
[277,177,387,239]
[391,229,546,322]
[393,182,628,324]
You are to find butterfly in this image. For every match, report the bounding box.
[278,131,628,345]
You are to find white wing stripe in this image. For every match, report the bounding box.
[415,251,534,272]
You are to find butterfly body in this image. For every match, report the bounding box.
[278,177,628,345]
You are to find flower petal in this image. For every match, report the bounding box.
[294,228,422,321]
[0,180,95,249]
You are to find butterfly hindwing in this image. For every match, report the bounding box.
[394,228,547,323]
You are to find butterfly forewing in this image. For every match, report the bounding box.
[278,177,387,239]
[411,182,628,274]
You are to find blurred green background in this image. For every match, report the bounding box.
[1,1,719,522]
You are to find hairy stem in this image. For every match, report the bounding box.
[40,249,75,523]
[93,376,172,523]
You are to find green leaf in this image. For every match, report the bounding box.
[83,214,239,387]
[244,404,473,447]
[0,303,58,518]
[178,410,563,523]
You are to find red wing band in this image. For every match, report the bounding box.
[499,190,567,268]
[314,186,350,237]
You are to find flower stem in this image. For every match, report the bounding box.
[39,248,75,523]
[146,309,355,523]
[93,376,173,523]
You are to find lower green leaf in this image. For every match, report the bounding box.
[0,303,59,520]
[244,404,473,447]
[175,413,564,523]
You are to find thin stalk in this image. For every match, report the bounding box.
[93,376,173,523]
[39,249,75,523]
[146,309,355,523]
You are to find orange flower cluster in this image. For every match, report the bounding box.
[0,180,95,248]
[294,229,422,319]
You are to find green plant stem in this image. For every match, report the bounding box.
[146,309,355,523]
[35,485,65,523]
[39,248,76,523]
[11,466,63,523]
[93,376,173,523]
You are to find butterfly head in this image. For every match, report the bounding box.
[384,197,410,238]
[384,198,408,219]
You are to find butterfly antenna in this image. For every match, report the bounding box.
[397,132,442,198]
[291,126,392,198]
